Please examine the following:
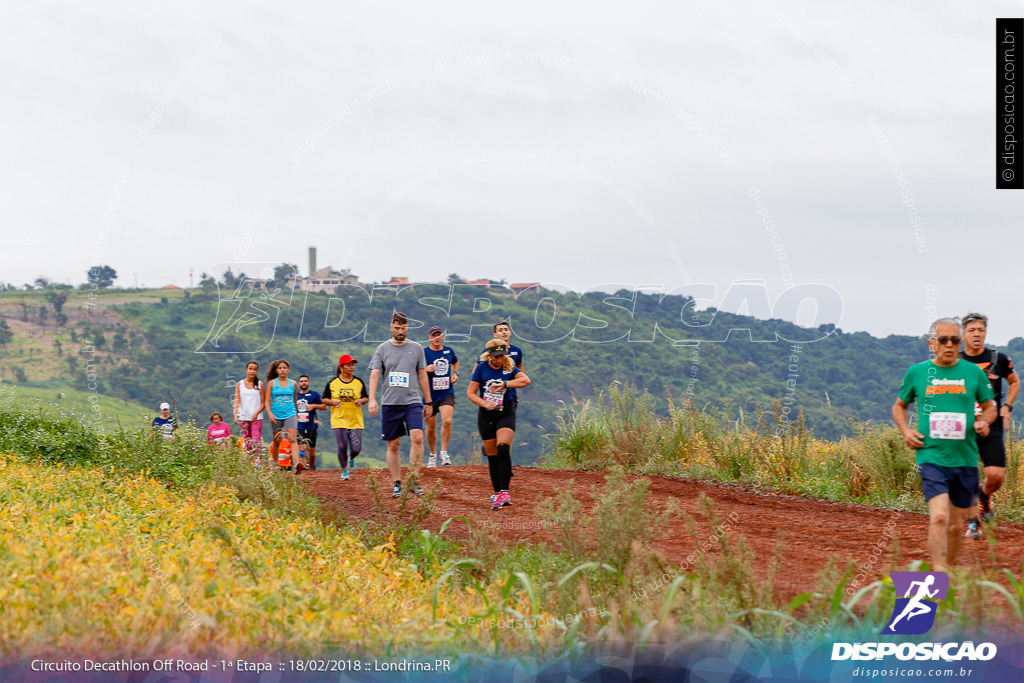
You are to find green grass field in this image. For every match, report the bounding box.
[1,383,153,428]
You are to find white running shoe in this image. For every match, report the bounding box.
[440,452,452,466]
[427,454,437,468]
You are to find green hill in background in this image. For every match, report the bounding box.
[4,282,1024,466]
[0,384,152,429]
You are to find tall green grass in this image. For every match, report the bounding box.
[545,382,1024,521]
[0,384,319,516]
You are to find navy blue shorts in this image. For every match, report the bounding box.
[380,403,424,441]
[918,463,979,508]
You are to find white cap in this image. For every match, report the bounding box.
[159,402,170,410]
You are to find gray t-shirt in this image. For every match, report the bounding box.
[369,340,427,405]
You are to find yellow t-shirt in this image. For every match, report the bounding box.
[323,376,367,430]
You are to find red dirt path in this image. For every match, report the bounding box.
[300,465,1024,604]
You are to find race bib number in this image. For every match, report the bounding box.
[930,412,967,440]
[433,377,450,391]
[483,379,505,408]
[388,371,410,388]
[298,412,309,423]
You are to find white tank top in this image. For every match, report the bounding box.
[237,379,263,420]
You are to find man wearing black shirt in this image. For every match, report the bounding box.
[961,312,1019,537]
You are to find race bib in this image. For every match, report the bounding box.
[930,412,967,440]
[433,377,450,391]
[483,379,505,408]
[388,371,410,387]
[298,412,309,423]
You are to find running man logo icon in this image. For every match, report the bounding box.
[881,572,949,635]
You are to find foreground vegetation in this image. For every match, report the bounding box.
[1,386,1022,664]
[545,383,1024,522]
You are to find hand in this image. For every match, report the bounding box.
[425,364,435,372]
[487,402,500,411]
[902,429,925,449]
[423,403,434,419]
[368,399,378,418]
[974,419,990,437]
[452,373,459,385]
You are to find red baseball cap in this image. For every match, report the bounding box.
[338,354,358,365]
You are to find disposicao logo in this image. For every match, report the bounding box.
[882,571,948,635]
[831,571,998,662]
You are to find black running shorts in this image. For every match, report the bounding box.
[976,422,1007,468]
[477,401,517,441]
[296,428,318,449]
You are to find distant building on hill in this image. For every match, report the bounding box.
[510,282,540,293]
[286,267,359,292]
[465,278,507,289]
[378,276,413,290]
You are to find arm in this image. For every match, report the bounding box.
[368,369,380,417]
[256,382,265,421]
[418,367,433,417]
[1003,370,1019,421]
[467,380,494,410]
[975,399,997,437]
[418,368,432,402]
[264,382,277,423]
[356,379,369,406]
[452,360,460,385]
[892,398,924,449]
[321,382,338,407]
[233,381,241,422]
[506,369,530,389]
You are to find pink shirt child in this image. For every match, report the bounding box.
[207,422,232,446]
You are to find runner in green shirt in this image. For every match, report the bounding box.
[893,318,996,570]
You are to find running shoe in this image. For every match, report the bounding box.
[965,520,982,540]
[412,484,424,496]
[440,452,452,466]
[427,454,437,468]
[500,490,511,506]
[979,491,995,523]
[340,470,350,481]
[392,484,402,498]
[490,493,502,510]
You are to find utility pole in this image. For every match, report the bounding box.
[189,267,194,289]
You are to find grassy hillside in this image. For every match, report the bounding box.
[6,283,1024,465]
[1,384,152,428]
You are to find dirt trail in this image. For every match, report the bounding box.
[301,465,1024,603]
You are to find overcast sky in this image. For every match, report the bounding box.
[3,2,1022,342]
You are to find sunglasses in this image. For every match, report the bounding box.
[933,336,962,345]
